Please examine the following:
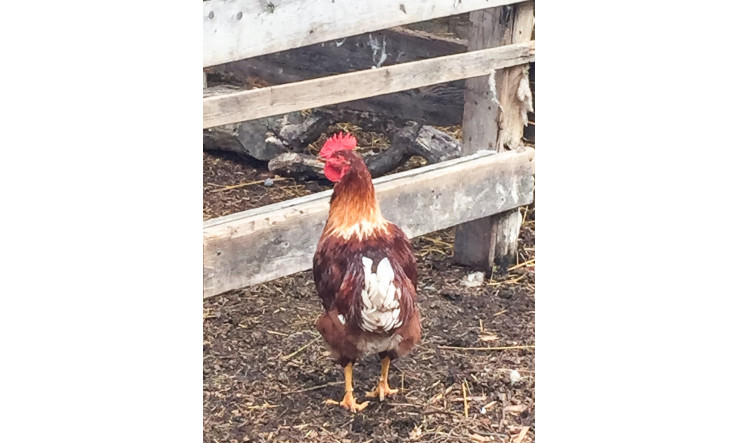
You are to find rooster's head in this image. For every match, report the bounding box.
[319,132,357,182]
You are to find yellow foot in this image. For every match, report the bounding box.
[365,380,399,401]
[325,391,369,413]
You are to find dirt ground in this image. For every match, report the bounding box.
[203,145,535,442]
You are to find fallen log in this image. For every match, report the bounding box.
[268,153,325,181]
[265,123,460,180]
[392,122,461,163]
[203,108,402,161]
[203,111,332,161]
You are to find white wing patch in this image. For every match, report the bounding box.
[359,256,403,332]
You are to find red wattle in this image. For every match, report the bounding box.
[324,163,344,182]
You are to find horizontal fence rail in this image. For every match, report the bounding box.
[204,148,535,297]
[203,41,534,128]
[203,0,526,67]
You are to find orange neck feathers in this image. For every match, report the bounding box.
[324,151,388,240]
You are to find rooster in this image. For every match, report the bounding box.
[313,132,421,413]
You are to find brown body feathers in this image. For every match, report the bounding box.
[313,149,421,366]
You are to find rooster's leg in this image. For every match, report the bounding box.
[366,356,399,401]
[325,362,369,413]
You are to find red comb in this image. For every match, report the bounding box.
[319,132,357,159]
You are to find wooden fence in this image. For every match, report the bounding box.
[203,0,536,298]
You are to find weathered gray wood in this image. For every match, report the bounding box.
[268,153,325,181]
[203,41,535,128]
[454,8,508,268]
[202,84,241,98]
[523,62,535,143]
[211,27,466,83]
[495,2,535,151]
[458,8,507,153]
[457,207,523,274]
[370,123,464,178]
[405,14,472,41]
[489,208,523,271]
[210,27,469,126]
[204,148,535,297]
[204,107,405,170]
[202,124,243,153]
[203,111,332,161]
[454,3,535,271]
[364,146,408,178]
[412,125,462,163]
[203,0,526,66]
[265,146,415,181]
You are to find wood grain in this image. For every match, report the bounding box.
[204,148,535,298]
[203,0,527,66]
[489,208,523,271]
[495,1,535,151]
[459,7,507,152]
[454,2,534,270]
[454,7,509,268]
[209,27,469,126]
[203,41,535,128]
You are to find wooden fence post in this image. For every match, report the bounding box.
[454,2,535,273]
